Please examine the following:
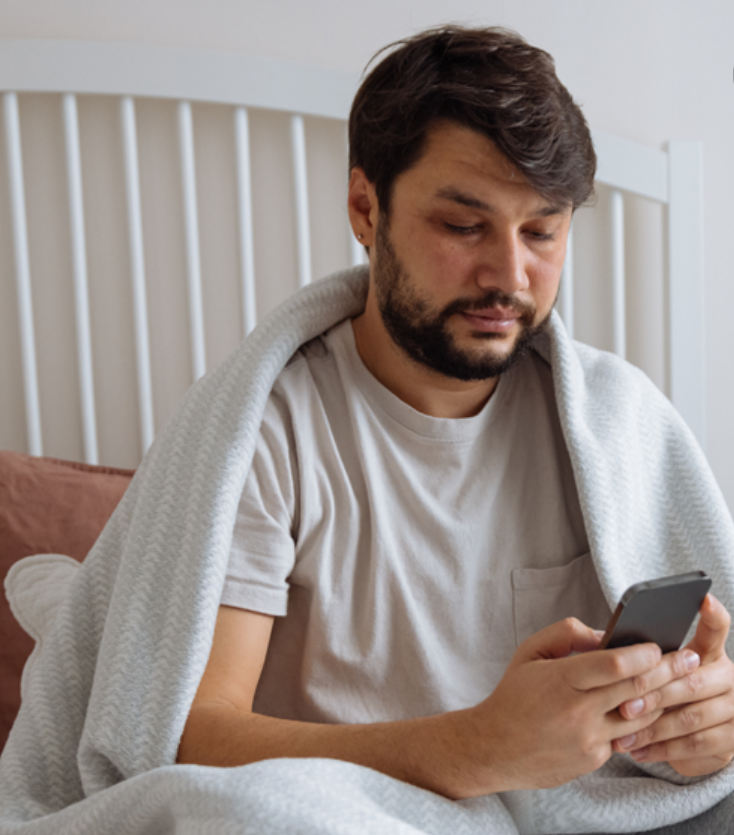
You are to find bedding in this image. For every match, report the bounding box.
[0,451,133,751]
[2,265,734,834]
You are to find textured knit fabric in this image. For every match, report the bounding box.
[2,266,734,835]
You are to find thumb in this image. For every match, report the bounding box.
[686,594,730,663]
[514,617,604,664]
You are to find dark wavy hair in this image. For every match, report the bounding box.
[349,25,596,213]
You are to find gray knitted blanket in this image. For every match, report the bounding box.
[2,266,734,834]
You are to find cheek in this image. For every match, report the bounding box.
[435,247,475,278]
[527,268,562,316]
[531,253,565,299]
[406,236,474,287]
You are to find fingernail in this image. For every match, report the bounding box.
[630,747,649,761]
[626,698,645,717]
[685,651,700,672]
[617,733,637,750]
[593,629,606,638]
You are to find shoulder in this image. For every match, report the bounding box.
[279,319,350,380]
[259,319,353,442]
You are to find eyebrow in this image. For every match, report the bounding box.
[434,186,568,217]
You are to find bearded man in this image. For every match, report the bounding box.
[176,25,734,832]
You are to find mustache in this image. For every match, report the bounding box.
[440,290,536,323]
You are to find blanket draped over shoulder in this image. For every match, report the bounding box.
[2,266,734,835]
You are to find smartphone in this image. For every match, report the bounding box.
[599,571,712,654]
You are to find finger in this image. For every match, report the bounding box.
[583,647,697,713]
[626,718,734,767]
[685,595,731,663]
[617,693,734,754]
[616,650,702,719]
[515,617,603,664]
[642,655,732,713]
[605,710,664,754]
[562,642,662,693]
[603,707,666,751]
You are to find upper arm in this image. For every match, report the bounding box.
[190,394,292,716]
[192,604,275,713]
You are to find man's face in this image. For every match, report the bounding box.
[370,121,572,382]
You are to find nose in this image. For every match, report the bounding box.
[475,231,529,295]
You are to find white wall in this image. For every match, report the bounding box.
[2,0,734,506]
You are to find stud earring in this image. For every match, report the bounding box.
[357,233,364,240]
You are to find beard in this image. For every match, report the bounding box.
[372,220,552,382]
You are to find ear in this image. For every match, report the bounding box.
[347,167,379,247]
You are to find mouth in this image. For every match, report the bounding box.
[459,307,521,334]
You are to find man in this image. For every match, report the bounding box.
[179,25,734,810]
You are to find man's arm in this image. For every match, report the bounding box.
[178,605,699,799]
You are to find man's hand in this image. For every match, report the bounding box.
[447,617,699,795]
[613,594,734,777]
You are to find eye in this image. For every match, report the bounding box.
[445,222,481,235]
[525,230,555,242]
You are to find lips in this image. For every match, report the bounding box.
[460,308,520,333]
[465,307,519,321]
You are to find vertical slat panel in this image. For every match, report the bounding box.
[668,141,705,449]
[121,96,155,454]
[290,114,311,288]
[4,92,43,455]
[234,106,257,336]
[177,100,206,381]
[611,189,625,360]
[63,93,98,464]
[559,224,574,339]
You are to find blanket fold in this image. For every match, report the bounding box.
[2,266,734,834]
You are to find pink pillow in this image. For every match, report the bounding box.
[0,451,134,751]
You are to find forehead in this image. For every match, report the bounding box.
[391,120,566,216]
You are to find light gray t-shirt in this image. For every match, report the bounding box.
[222,320,608,724]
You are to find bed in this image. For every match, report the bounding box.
[0,36,715,832]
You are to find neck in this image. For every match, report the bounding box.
[351,287,499,419]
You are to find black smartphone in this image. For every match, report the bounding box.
[599,571,712,654]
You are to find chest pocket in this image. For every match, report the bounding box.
[511,552,611,647]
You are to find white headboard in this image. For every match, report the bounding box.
[0,39,705,467]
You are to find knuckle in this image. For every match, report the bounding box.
[589,747,609,771]
[678,707,702,731]
[642,644,662,669]
[634,726,653,746]
[579,737,609,771]
[562,616,581,632]
[685,732,706,754]
[631,671,652,697]
[685,672,704,697]
[669,653,688,678]
[645,689,662,710]
[606,652,628,679]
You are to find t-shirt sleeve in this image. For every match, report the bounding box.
[221,391,299,616]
